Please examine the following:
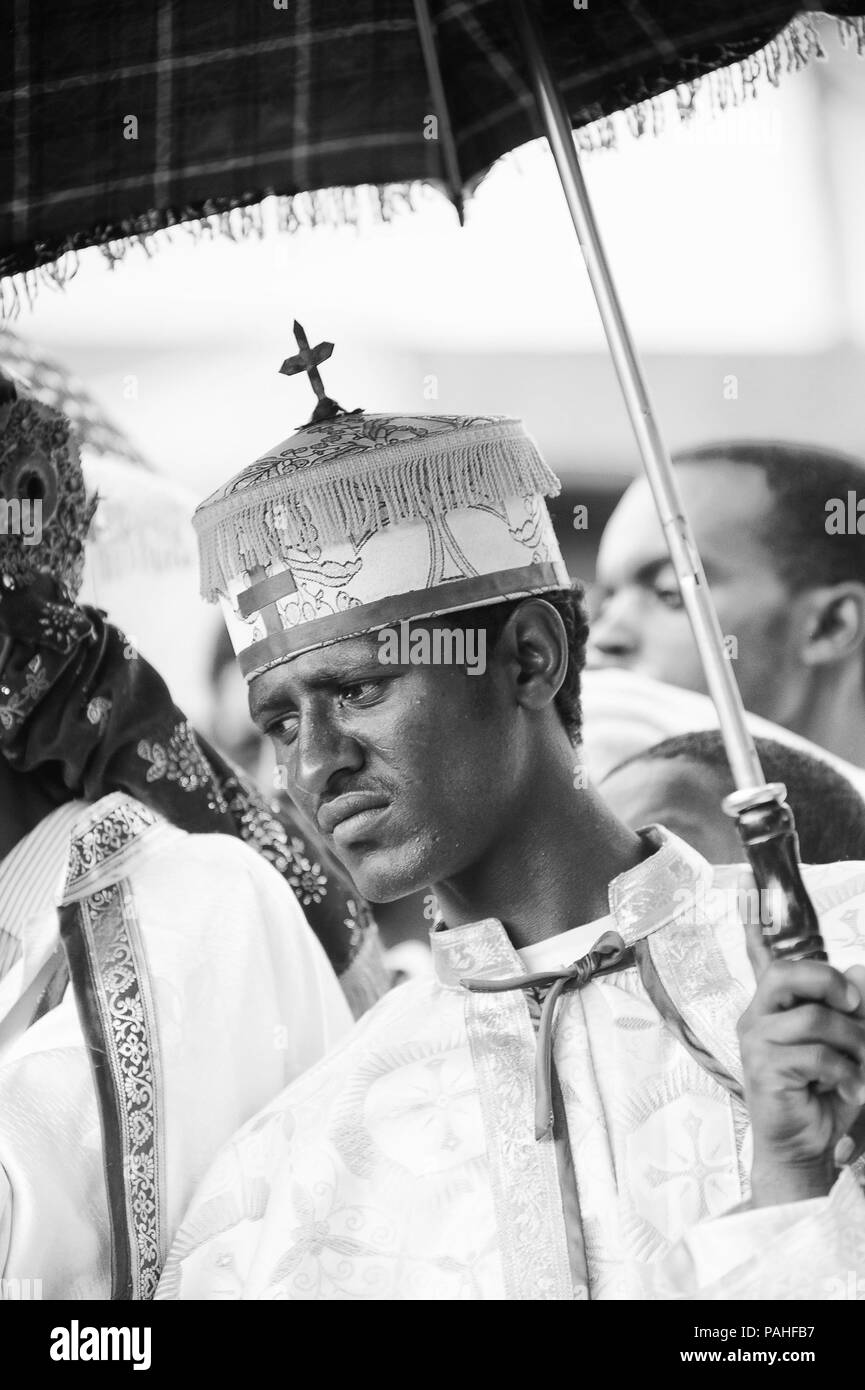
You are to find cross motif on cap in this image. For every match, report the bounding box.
[280,321,347,425]
[280,321,332,400]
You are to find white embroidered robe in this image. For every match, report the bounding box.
[157,828,865,1301]
[0,792,351,1299]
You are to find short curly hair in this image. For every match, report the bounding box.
[610,729,865,865]
[678,439,865,595]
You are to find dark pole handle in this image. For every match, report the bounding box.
[726,785,827,963]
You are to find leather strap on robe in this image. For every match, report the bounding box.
[462,931,634,1141]
[462,931,633,1298]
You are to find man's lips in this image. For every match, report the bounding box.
[316,793,390,838]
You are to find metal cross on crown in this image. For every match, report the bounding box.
[279,321,355,426]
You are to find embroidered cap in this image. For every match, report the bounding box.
[193,331,571,683]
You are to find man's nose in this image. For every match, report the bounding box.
[291,708,364,800]
[587,590,641,661]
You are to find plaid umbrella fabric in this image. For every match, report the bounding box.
[1,0,863,287]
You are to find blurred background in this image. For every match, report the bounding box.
[3,25,864,946]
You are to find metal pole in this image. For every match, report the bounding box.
[510,0,825,961]
[511,0,764,790]
[413,0,465,220]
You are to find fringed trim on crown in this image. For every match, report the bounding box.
[195,425,560,600]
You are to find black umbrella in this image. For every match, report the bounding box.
[1,2,859,281]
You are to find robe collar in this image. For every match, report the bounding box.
[430,824,712,989]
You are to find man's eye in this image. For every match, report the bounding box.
[653,580,684,611]
[268,714,299,745]
[338,680,382,706]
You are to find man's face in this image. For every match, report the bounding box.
[588,463,801,720]
[249,624,520,902]
[601,755,744,864]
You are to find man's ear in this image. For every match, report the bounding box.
[495,599,568,713]
[798,583,865,667]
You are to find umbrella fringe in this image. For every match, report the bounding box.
[574,13,864,152]
[0,252,83,319]
[0,182,433,318]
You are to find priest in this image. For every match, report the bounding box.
[159,335,865,1301]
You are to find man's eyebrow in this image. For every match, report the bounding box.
[596,557,668,590]
[633,557,673,584]
[249,687,290,727]
[634,554,723,586]
[303,651,387,686]
[249,648,387,724]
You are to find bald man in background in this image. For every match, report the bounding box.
[583,440,865,794]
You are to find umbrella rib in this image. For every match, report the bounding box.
[412,0,465,216]
[621,0,679,62]
[445,0,528,104]
[454,13,818,147]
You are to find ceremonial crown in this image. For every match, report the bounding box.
[194,325,571,682]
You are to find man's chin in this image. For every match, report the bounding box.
[354,861,435,905]
[332,842,433,905]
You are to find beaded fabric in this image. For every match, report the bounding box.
[0,369,96,598]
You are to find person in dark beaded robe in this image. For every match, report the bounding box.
[0,366,367,1298]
